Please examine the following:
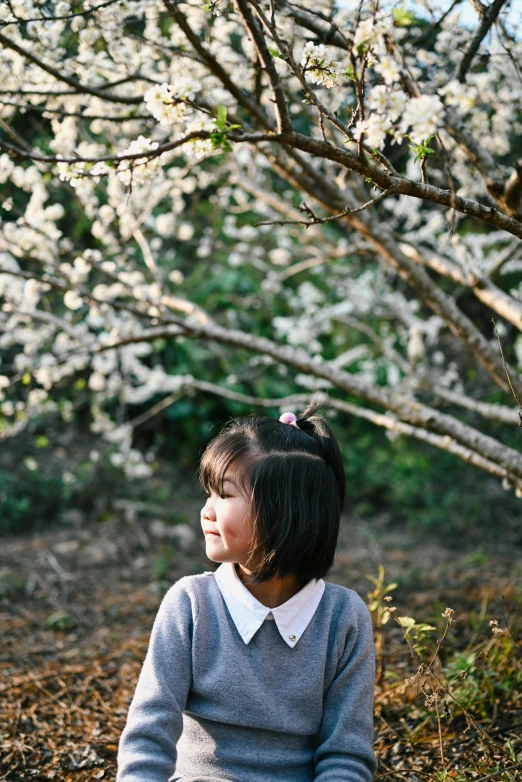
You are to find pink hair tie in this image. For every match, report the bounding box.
[279,411,299,428]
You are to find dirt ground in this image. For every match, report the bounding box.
[1,495,521,781]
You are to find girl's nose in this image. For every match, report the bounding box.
[202,499,215,520]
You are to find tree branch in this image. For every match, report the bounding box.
[124,378,522,490]
[233,0,292,134]
[162,0,271,130]
[399,242,522,333]
[456,0,508,83]
[0,99,150,122]
[288,132,522,240]
[0,31,142,105]
[279,0,518,217]
[230,173,522,427]
[95,319,522,481]
[265,149,522,399]
[430,386,518,425]
[0,0,121,28]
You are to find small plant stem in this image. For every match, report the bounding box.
[375,568,385,683]
[444,633,501,688]
[420,155,428,183]
[429,619,451,667]
[501,596,522,647]
[434,694,445,767]
[429,669,490,740]
[375,611,384,684]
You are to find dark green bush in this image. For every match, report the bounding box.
[0,468,69,534]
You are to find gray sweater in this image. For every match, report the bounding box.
[116,572,376,782]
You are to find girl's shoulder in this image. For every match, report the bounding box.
[165,570,214,592]
[323,581,372,623]
[161,570,216,603]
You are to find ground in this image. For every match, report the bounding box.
[1,493,521,781]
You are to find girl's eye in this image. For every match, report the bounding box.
[219,493,229,499]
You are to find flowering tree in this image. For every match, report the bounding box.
[1,0,522,491]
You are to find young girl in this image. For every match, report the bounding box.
[116,400,376,782]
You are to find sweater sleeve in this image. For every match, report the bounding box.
[314,592,376,782]
[116,578,195,782]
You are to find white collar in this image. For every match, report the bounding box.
[213,562,325,648]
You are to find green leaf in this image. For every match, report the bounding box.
[397,616,416,628]
[392,6,415,26]
[35,435,49,448]
[345,65,356,81]
[268,47,281,59]
[215,104,227,131]
[209,127,234,154]
[405,134,435,162]
[44,611,77,631]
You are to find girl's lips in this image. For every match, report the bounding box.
[205,531,220,536]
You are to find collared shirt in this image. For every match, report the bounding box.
[213,561,325,648]
[117,569,377,782]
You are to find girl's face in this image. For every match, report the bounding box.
[200,470,255,566]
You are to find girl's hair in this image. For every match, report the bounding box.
[199,396,345,587]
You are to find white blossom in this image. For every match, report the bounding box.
[64,290,84,310]
[57,160,86,187]
[352,13,394,56]
[182,119,215,159]
[301,42,343,89]
[1,400,15,416]
[352,18,376,53]
[374,55,401,85]
[89,372,106,391]
[269,247,291,266]
[24,457,38,472]
[438,79,478,113]
[353,114,392,150]
[117,136,163,186]
[399,94,445,144]
[156,212,176,236]
[144,79,201,127]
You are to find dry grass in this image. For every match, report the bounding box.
[1,512,521,781]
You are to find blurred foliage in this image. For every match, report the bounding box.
[2,389,522,536]
[0,467,72,535]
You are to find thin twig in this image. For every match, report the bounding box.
[492,318,522,425]
[255,186,397,227]
[472,762,522,782]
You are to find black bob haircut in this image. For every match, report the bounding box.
[199,396,345,588]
